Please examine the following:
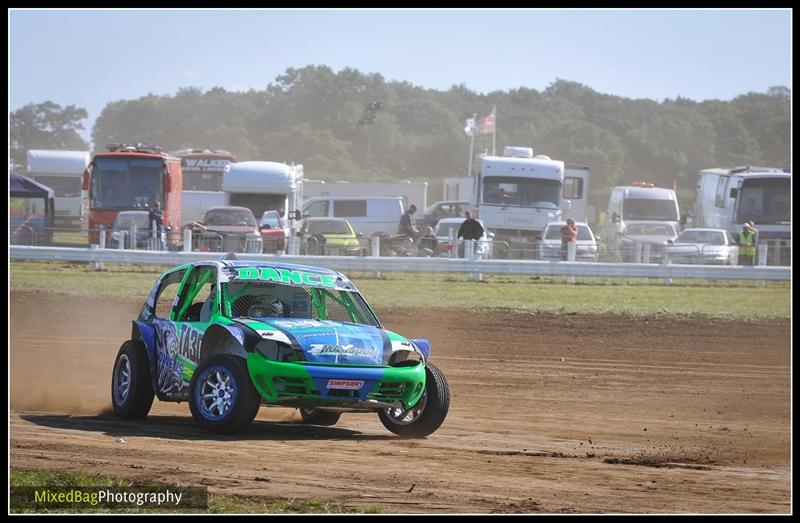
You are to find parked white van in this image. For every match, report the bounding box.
[602,182,681,260]
[302,196,405,237]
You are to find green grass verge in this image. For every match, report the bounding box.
[10,261,790,318]
[10,468,381,514]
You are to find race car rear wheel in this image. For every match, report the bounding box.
[111,340,155,419]
[189,354,261,434]
[378,361,450,438]
[298,408,341,426]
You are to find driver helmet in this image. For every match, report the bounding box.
[250,298,284,317]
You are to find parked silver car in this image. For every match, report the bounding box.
[614,222,679,262]
[433,217,493,259]
[540,221,598,261]
[109,211,156,249]
[666,228,739,265]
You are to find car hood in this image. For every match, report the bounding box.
[200,225,258,234]
[318,234,358,245]
[668,243,729,250]
[621,235,673,244]
[236,318,413,365]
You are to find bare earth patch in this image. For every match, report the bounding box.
[10,291,790,513]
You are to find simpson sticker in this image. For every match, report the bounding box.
[327,379,364,390]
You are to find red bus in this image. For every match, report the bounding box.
[82,143,182,244]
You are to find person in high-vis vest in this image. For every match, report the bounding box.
[738,221,758,265]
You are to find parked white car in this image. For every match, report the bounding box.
[540,221,598,261]
[433,217,493,259]
[666,228,739,265]
[616,222,679,262]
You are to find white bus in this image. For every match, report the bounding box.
[693,166,790,264]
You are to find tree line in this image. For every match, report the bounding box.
[11,65,790,208]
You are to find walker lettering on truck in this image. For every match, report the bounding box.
[173,148,236,226]
[82,143,183,244]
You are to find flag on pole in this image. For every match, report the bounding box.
[464,117,476,137]
[478,110,495,134]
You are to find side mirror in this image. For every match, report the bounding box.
[357,232,364,238]
[82,168,90,191]
[667,239,674,244]
[488,231,495,239]
[680,213,687,225]
[293,210,302,221]
[164,171,172,193]
[612,212,620,224]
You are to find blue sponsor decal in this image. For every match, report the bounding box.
[269,319,390,365]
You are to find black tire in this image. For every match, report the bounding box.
[189,354,261,434]
[298,408,342,426]
[111,340,155,419]
[378,361,450,438]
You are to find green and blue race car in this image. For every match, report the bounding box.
[111,260,449,437]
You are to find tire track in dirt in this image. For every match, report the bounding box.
[10,291,790,513]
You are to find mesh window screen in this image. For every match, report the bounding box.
[223,282,378,326]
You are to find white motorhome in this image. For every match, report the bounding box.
[26,150,90,227]
[693,166,790,265]
[475,146,575,258]
[304,180,428,210]
[564,164,592,224]
[602,182,681,259]
[443,177,473,201]
[223,161,304,234]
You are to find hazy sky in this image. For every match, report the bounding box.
[9,9,792,144]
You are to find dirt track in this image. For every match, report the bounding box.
[10,291,791,513]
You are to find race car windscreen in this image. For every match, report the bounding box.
[222,281,380,327]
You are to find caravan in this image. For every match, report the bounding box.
[26,150,90,228]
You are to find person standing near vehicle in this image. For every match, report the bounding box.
[457,211,484,257]
[560,217,578,261]
[738,221,758,265]
[418,226,438,256]
[399,204,419,239]
[148,200,165,250]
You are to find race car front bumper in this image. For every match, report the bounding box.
[246,354,426,410]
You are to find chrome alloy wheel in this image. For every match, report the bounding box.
[113,354,131,405]
[197,367,238,420]
[383,393,428,425]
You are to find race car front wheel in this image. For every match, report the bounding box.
[111,340,155,419]
[378,361,450,438]
[298,408,342,426]
[189,354,261,434]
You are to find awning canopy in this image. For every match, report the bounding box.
[10,171,56,199]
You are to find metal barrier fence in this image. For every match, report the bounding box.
[9,226,790,269]
[10,244,790,282]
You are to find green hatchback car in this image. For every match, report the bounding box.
[111,260,449,436]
